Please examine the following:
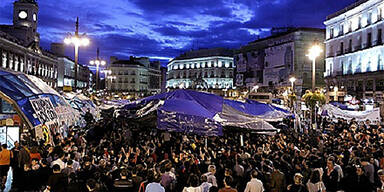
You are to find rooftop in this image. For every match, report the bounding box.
[326,0,369,20]
[171,48,234,62]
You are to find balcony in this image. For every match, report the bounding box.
[336,50,343,56]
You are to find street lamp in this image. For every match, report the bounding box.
[89,48,106,91]
[64,17,89,91]
[289,77,296,93]
[306,43,323,92]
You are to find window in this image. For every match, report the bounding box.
[329,28,334,38]
[265,62,269,67]
[378,29,382,44]
[367,32,372,47]
[347,39,352,53]
[348,59,353,74]
[339,24,344,36]
[379,8,383,21]
[358,17,362,29]
[348,21,352,32]
[367,12,372,25]
[379,55,383,71]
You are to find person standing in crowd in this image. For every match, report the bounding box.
[306,169,326,192]
[46,164,68,192]
[0,144,12,190]
[244,170,264,192]
[203,165,218,189]
[182,174,201,192]
[200,175,212,192]
[349,165,373,192]
[145,172,164,192]
[323,157,339,192]
[376,169,384,192]
[219,176,237,192]
[287,173,308,192]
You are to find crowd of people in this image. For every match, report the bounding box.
[1,110,384,192]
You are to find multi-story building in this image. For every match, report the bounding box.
[0,0,58,88]
[235,28,325,95]
[324,0,384,102]
[51,43,90,90]
[166,48,234,91]
[107,56,161,95]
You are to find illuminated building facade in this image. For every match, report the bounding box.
[167,48,234,90]
[0,0,58,88]
[325,0,384,101]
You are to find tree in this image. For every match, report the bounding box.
[302,89,326,129]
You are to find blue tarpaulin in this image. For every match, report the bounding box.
[124,90,292,136]
[0,70,78,130]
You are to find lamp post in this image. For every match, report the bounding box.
[306,43,323,92]
[89,48,106,92]
[64,17,89,91]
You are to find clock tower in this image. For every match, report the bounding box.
[12,0,39,45]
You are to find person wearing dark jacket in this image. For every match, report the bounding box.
[323,158,339,192]
[47,164,68,192]
[348,166,373,192]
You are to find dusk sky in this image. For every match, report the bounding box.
[0,0,356,69]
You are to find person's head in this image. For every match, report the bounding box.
[187,174,200,187]
[120,169,129,179]
[223,176,233,188]
[1,144,7,150]
[52,164,61,173]
[67,159,73,167]
[309,170,320,183]
[31,158,39,166]
[14,141,19,148]
[86,178,97,191]
[378,169,384,182]
[294,173,303,184]
[201,175,208,183]
[327,156,335,169]
[251,170,258,179]
[208,165,216,174]
[356,165,364,176]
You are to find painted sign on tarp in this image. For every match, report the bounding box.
[29,97,57,124]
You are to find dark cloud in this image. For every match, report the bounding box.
[0,0,357,67]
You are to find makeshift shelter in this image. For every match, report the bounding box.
[123,90,292,136]
[0,70,79,144]
[63,92,98,118]
[321,104,381,122]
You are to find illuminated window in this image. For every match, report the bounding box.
[378,55,383,70]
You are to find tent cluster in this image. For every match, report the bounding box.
[0,69,82,142]
[122,89,292,136]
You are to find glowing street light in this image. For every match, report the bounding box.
[306,43,323,92]
[64,17,89,91]
[89,48,106,91]
[289,76,296,92]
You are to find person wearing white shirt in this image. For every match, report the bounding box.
[51,153,65,170]
[244,170,264,192]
